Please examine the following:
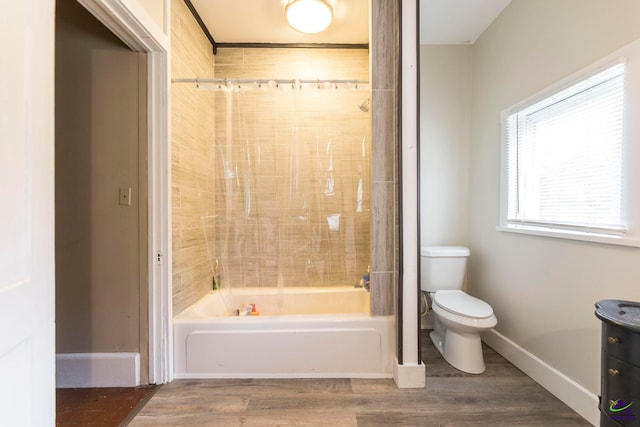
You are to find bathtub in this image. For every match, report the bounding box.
[173,287,394,378]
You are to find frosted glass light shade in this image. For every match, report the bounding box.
[285,0,333,34]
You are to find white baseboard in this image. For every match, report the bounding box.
[483,330,599,426]
[56,353,140,388]
[393,358,426,388]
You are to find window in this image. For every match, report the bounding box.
[498,48,640,246]
[505,63,625,232]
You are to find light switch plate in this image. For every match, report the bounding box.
[119,187,132,206]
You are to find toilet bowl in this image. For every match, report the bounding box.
[420,246,497,374]
[428,290,497,374]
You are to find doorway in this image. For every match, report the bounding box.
[54,0,149,387]
[67,0,172,386]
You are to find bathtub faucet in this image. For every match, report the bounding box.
[355,267,370,292]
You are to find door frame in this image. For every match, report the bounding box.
[76,0,172,384]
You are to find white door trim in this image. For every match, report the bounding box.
[76,0,172,384]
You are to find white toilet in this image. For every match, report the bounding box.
[421,246,497,374]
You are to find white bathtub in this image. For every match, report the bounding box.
[173,287,394,378]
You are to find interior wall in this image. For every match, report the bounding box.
[171,0,217,315]
[55,0,142,354]
[137,0,167,33]
[210,47,370,289]
[468,0,640,394]
[419,45,472,248]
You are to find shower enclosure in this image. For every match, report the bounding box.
[172,77,394,377]
[209,79,371,294]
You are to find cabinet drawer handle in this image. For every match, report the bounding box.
[607,336,620,344]
[608,368,621,376]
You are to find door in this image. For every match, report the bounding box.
[0,0,56,425]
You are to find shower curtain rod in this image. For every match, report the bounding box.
[172,78,369,85]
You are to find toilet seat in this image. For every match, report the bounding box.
[433,290,493,319]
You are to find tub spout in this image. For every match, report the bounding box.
[354,278,369,291]
[355,269,370,292]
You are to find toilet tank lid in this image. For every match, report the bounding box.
[421,246,470,257]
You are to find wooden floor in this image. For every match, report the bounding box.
[130,331,591,426]
[56,386,157,426]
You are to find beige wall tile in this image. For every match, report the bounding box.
[370,271,395,316]
[171,0,216,314]
[371,89,396,182]
[371,181,395,273]
[371,0,399,91]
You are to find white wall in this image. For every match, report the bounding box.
[468,0,640,397]
[419,45,472,247]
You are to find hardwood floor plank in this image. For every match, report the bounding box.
[131,410,358,426]
[56,386,157,426]
[356,410,591,426]
[350,378,398,393]
[155,378,353,395]
[135,394,250,413]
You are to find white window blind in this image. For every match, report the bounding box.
[505,63,626,234]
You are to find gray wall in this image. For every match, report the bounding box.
[467,0,640,394]
[55,0,145,360]
[419,45,472,248]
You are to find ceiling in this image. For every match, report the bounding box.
[420,0,511,44]
[190,0,511,46]
[190,0,369,45]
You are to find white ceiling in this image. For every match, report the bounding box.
[190,0,511,46]
[420,0,511,44]
[190,0,369,45]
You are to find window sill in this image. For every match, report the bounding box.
[496,224,640,248]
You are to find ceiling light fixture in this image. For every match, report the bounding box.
[285,0,333,34]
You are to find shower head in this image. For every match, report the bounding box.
[358,99,370,112]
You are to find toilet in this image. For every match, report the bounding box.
[421,246,497,374]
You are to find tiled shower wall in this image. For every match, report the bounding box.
[211,48,371,289]
[171,0,216,314]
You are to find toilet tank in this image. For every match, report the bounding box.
[420,246,470,292]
